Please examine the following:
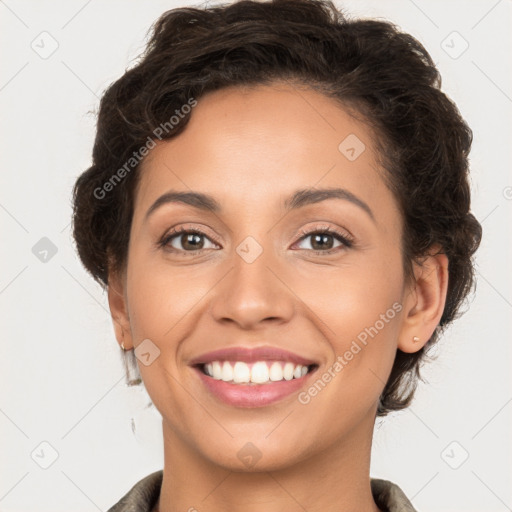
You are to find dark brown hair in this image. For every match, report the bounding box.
[71,0,482,416]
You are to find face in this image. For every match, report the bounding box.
[112,82,414,471]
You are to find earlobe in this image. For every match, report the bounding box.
[107,271,133,351]
[398,248,449,354]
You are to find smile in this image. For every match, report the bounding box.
[201,360,314,384]
[190,345,319,407]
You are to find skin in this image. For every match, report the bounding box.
[108,82,448,512]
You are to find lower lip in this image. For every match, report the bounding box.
[193,366,316,408]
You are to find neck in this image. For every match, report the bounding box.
[156,412,381,512]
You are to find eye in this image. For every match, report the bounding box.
[157,224,353,256]
[294,225,353,254]
[158,226,220,254]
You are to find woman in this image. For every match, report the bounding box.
[71,0,482,510]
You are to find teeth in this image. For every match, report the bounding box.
[212,361,222,379]
[233,361,250,383]
[269,361,283,381]
[251,361,269,383]
[221,361,234,382]
[202,360,311,384]
[283,362,294,380]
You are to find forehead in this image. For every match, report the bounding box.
[134,83,394,221]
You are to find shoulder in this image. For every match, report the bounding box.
[105,471,416,512]
[371,478,418,512]
[106,470,163,512]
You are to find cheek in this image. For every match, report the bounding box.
[123,252,221,400]
[293,248,404,390]
[297,249,403,338]
[125,248,205,339]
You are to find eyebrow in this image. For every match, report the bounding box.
[144,187,374,222]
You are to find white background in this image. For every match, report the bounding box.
[1,1,511,511]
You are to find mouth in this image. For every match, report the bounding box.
[189,346,319,407]
[195,360,318,385]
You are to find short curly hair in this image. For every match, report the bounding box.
[71,0,482,416]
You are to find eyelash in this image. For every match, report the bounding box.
[295,225,354,254]
[158,224,354,256]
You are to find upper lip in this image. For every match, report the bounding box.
[189,346,318,367]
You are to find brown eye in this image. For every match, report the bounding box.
[310,233,336,251]
[294,226,353,254]
[160,228,219,253]
[176,232,205,251]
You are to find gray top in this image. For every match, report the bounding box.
[107,470,418,512]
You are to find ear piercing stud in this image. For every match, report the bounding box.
[412,336,420,343]
[121,341,126,351]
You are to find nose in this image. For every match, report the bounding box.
[209,244,295,330]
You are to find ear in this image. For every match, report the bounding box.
[107,268,134,351]
[398,246,449,353]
